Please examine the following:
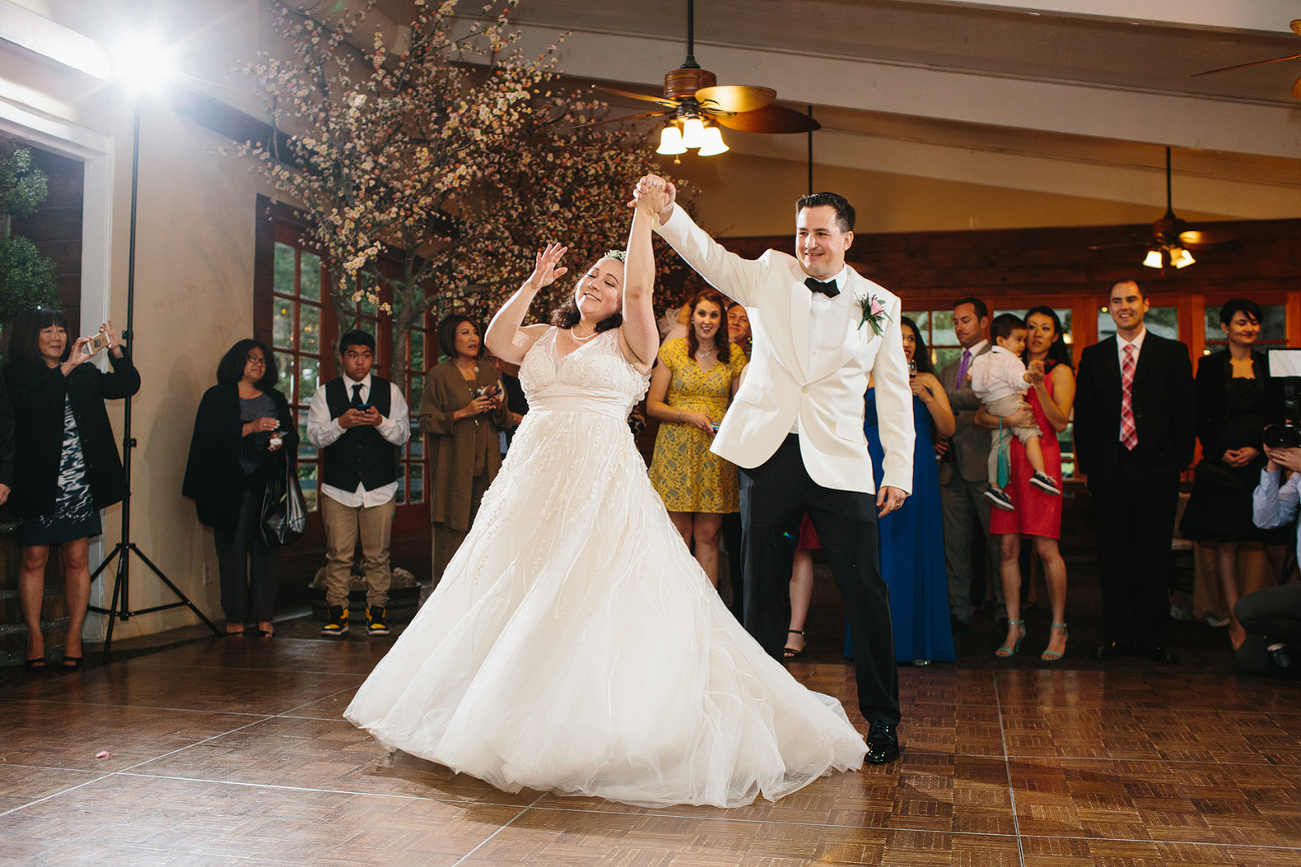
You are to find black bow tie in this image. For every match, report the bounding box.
[804,276,839,298]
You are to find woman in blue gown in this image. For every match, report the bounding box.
[854,316,957,664]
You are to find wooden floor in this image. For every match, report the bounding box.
[1,634,1299,866]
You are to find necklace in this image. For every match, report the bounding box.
[570,327,598,342]
[695,346,717,357]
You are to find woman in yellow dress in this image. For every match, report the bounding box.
[647,288,747,588]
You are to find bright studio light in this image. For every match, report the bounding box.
[113,32,175,94]
[656,125,686,155]
[681,116,705,149]
[697,125,729,156]
[1142,248,1164,269]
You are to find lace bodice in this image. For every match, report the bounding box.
[518,327,650,416]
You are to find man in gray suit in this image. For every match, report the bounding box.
[938,297,1014,633]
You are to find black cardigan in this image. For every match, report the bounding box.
[182,381,297,530]
[4,351,141,518]
[1193,349,1276,463]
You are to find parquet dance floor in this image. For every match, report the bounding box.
[1,635,1299,865]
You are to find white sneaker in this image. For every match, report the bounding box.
[1029,471,1061,495]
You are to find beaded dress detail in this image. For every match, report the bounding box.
[346,328,866,807]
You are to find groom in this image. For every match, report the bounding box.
[637,178,914,763]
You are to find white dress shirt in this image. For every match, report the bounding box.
[306,373,411,507]
[791,266,852,433]
[1253,467,1301,566]
[1116,325,1147,441]
[968,345,1027,404]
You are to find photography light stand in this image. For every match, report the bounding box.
[87,99,220,662]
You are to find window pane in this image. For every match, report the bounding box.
[410,375,424,404]
[273,299,295,349]
[297,409,315,459]
[1099,307,1177,340]
[274,242,296,295]
[409,435,423,459]
[300,252,322,302]
[300,304,321,354]
[410,329,424,371]
[410,463,424,503]
[274,351,296,400]
[1205,304,1285,341]
[298,461,318,510]
[299,357,319,404]
[931,310,956,347]
[903,311,928,334]
[993,308,1027,320]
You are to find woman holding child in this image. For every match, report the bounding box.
[977,307,1075,660]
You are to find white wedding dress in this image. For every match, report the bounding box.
[345,327,867,807]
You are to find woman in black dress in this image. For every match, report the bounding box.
[183,340,297,637]
[5,307,139,671]
[1179,298,1282,649]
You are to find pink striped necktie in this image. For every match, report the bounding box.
[1120,343,1137,450]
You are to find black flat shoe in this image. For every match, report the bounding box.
[24,657,47,672]
[60,656,84,672]
[1090,640,1133,661]
[865,720,901,765]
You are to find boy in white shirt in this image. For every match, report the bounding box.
[968,313,1061,511]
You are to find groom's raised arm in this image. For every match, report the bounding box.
[656,204,769,307]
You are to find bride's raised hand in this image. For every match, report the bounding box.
[629,175,673,218]
[525,243,568,291]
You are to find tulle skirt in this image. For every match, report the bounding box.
[345,407,866,808]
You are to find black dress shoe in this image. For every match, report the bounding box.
[865,720,901,765]
[1090,640,1133,661]
[1137,644,1180,663]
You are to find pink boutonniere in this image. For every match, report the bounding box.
[858,293,889,337]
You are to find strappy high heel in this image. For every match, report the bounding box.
[783,630,805,659]
[995,620,1026,658]
[1041,623,1069,661]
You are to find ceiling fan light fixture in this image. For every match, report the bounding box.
[1170,246,1195,269]
[1142,248,1164,269]
[656,124,686,155]
[698,125,728,155]
[681,116,705,149]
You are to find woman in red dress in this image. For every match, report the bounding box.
[981,307,1076,661]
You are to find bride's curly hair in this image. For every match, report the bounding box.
[549,251,625,334]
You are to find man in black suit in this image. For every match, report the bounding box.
[1074,279,1196,662]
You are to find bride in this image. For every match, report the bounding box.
[344,179,867,808]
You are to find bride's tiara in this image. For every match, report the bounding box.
[601,250,626,263]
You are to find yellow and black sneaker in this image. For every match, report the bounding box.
[366,606,389,636]
[321,605,349,637]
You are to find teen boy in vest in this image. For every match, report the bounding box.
[307,330,411,636]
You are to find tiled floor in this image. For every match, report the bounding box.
[1,636,1299,865]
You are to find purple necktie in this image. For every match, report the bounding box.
[956,348,972,383]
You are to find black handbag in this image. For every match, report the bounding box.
[260,457,307,547]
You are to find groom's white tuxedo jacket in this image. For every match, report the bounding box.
[657,204,914,496]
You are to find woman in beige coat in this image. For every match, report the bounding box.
[421,313,513,582]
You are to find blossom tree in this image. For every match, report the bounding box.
[243,0,690,389]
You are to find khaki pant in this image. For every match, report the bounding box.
[320,493,396,608]
[432,473,489,586]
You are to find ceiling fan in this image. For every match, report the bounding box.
[1090,147,1236,270]
[1192,19,1301,98]
[592,0,819,159]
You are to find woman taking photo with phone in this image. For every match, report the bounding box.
[6,307,139,671]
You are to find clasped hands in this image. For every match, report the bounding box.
[629,175,676,224]
[339,407,383,429]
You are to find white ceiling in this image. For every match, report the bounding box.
[478,0,1301,219]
